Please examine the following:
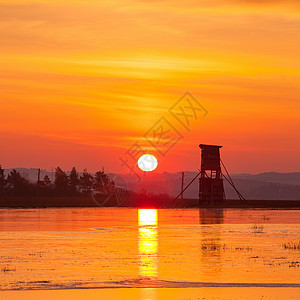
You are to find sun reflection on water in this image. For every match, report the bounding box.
[138,209,158,278]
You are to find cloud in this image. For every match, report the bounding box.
[0,0,299,172]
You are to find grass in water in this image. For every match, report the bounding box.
[201,242,226,250]
[251,224,264,233]
[1,265,16,272]
[283,242,300,250]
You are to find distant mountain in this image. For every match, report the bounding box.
[231,172,300,186]
[3,168,300,200]
[4,168,55,182]
[116,171,300,201]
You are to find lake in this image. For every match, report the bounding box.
[0,208,300,299]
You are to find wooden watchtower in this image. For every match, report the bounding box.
[199,144,225,204]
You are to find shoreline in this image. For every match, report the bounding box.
[0,196,299,209]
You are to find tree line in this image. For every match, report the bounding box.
[0,165,115,197]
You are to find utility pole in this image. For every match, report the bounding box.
[37,168,41,198]
[181,172,185,201]
[37,168,41,183]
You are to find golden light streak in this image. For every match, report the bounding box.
[138,209,158,278]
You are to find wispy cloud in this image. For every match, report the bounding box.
[0,0,299,172]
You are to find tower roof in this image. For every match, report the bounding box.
[199,144,222,148]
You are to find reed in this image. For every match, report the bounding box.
[283,242,300,250]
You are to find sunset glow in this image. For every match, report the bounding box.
[1,2,300,299]
[0,0,299,173]
[138,209,158,227]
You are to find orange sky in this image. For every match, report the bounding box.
[0,0,299,174]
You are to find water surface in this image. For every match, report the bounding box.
[0,208,300,296]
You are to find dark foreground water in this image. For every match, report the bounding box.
[0,208,300,299]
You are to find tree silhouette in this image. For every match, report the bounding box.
[69,167,80,194]
[94,171,114,194]
[54,167,69,195]
[80,169,93,193]
[0,166,130,206]
[39,174,52,196]
[43,175,51,186]
[0,165,6,195]
[7,169,31,196]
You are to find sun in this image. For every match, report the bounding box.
[137,154,158,172]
